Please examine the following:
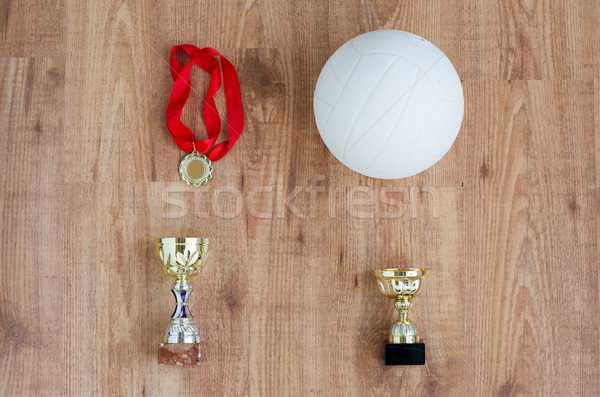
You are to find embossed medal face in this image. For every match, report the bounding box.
[179,151,213,186]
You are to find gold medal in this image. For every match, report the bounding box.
[167,46,244,187]
[179,150,213,186]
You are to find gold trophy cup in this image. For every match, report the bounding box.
[155,237,209,365]
[374,268,428,365]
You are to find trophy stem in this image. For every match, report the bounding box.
[394,298,412,323]
[163,276,201,343]
[171,277,193,320]
[390,297,419,344]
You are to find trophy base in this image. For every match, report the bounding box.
[158,343,201,365]
[384,343,425,365]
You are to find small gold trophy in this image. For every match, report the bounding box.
[155,237,208,365]
[374,268,428,365]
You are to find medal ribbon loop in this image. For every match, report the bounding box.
[166,45,244,161]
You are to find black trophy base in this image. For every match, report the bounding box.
[385,343,425,365]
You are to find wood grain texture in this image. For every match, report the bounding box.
[199,0,329,48]
[0,0,66,57]
[461,0,596,80]
[464,81,599,395]
[0,57,66,395]
[64,183,139,396]
[596,60,600,199]
[2,0,600,396]
[64,0,151,182]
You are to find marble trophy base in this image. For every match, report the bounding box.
[385,343,425,365]
[158,343,201,365]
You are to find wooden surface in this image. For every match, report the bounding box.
[0,0,598,396]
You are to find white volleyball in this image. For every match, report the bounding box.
[313,30,464,179]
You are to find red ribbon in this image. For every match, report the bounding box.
[166,45,244,161]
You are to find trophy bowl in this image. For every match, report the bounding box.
[374,268,427,300]
[154,237,209,365]
[374,268,429,365]
[155,237,208,278]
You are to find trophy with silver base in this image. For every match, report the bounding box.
[155,237,208,365]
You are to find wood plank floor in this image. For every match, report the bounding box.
[1,1,598,396]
